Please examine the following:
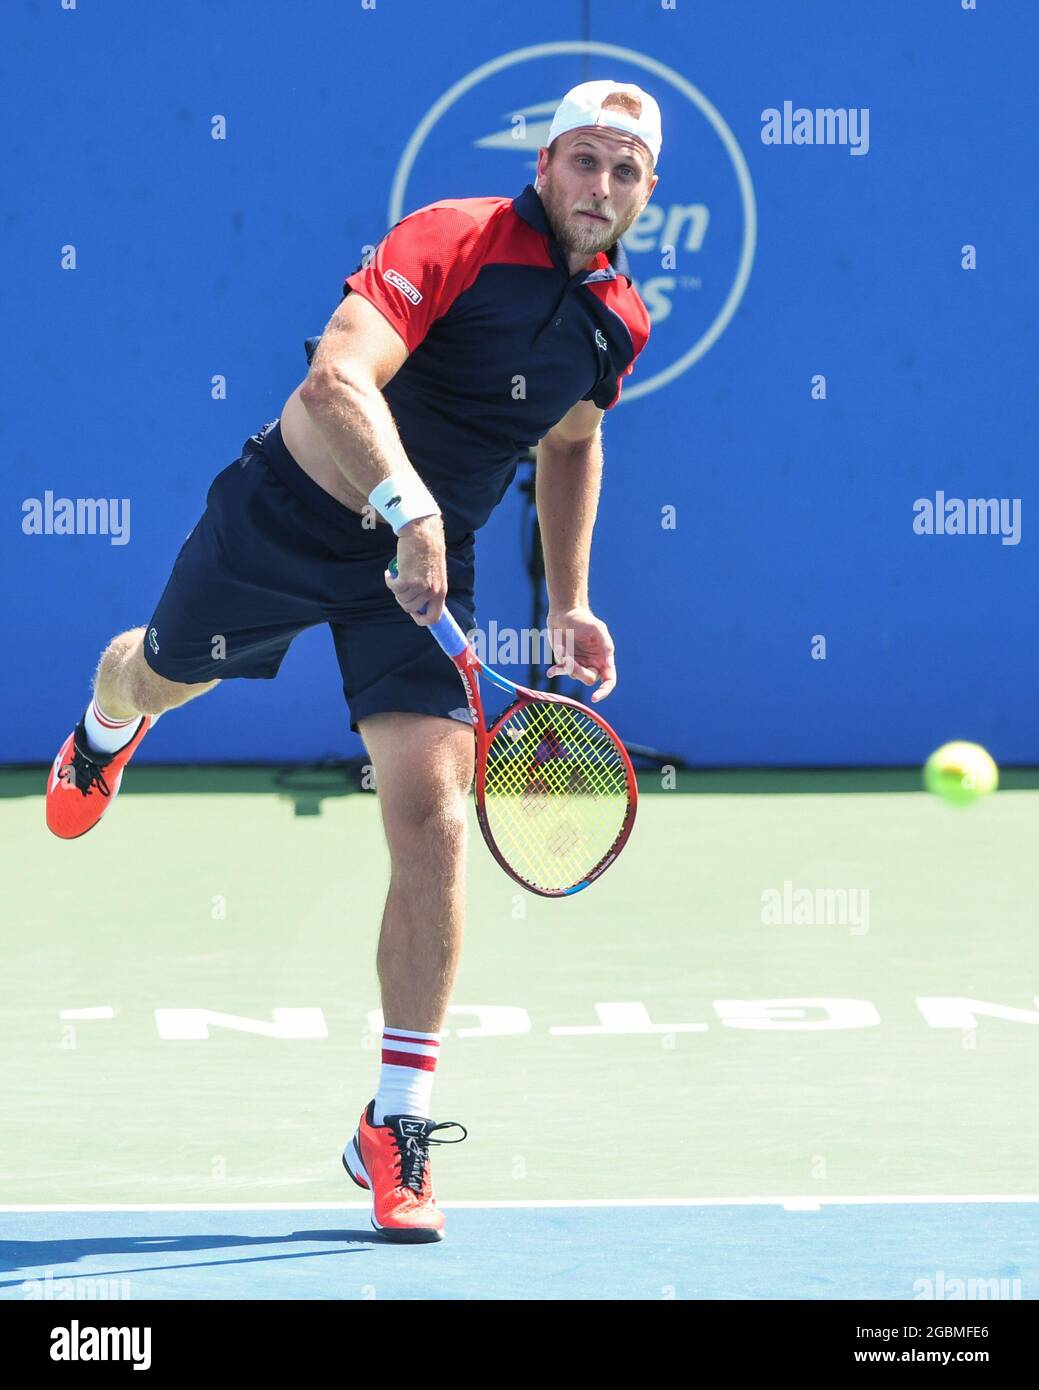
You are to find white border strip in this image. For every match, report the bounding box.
[1,1195,1038,1213]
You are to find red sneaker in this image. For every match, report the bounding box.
[45,715,151,840]
[342,1100,467,1243]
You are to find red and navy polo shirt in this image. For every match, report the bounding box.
[305,183,651,542]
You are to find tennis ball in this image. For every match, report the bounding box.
[923,741,998,805]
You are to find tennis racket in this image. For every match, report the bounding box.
[387,559,637,897]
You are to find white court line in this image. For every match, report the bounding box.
[1,1195,1038,1213]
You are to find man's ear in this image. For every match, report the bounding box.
[534,146,551,190]
[640,172,659,210]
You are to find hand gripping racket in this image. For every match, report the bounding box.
[388,559,637,897]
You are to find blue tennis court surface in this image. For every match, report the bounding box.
[2,1201,1035,1300]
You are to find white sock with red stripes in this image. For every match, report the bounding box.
[83,696,143,756]
[373,1025,440,1124]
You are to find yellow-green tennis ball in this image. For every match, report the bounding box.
[923,741,998,805]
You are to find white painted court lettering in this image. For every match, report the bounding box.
[550,1002,707,1035]
[70,996,1039,1040]
[154,1007,328,1040]
[915,997,1039,1029]
[715,998,881,1029]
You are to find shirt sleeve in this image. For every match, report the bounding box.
[583,355,639,411]
[343,206,484,354]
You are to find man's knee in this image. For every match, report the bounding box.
[103,627,215,715]
[382,790,470,864]
[100,627,145,671]
[360,712,474,851]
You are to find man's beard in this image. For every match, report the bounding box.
[539,179,630,256]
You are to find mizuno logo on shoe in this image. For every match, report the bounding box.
[399,1120,426,1136]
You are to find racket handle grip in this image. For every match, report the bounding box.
[387,557,469,658]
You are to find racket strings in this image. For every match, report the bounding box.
[483,700,630,891]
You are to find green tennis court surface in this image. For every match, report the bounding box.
[2,769,1037,1297]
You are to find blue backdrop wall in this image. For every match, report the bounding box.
[4,0,1036,765]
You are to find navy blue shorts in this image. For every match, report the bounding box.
[142,420,476,734]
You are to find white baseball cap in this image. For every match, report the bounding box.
[546,79,662,165]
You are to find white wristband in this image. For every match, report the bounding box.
[368,474,442,535]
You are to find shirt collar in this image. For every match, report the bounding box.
[512,183,632,285]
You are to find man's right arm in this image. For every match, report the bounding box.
[299,291,448,624]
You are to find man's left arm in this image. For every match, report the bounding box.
[535,398,617,702]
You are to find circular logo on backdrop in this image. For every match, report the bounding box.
[389,41,756,402]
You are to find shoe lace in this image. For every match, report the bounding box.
[393,1121,468,1195]
[61,738,113,799]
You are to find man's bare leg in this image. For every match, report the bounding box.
[358,710,475,1036]
[46,626,220,838]
[92,626,220,721]
[338,711,477,1240]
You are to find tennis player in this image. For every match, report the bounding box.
[45,80,661,1242]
